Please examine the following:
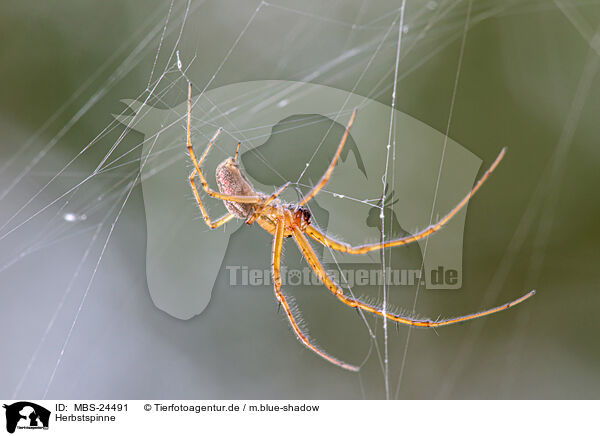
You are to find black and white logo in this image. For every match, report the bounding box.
[2,402,50,434]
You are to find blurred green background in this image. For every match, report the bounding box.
[0,0,598,399]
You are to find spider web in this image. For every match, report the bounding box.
[1,0,593,400]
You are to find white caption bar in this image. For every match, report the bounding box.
[0,400,596,435]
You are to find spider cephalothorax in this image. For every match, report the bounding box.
[292,206,311,228]
[185,83,535,371]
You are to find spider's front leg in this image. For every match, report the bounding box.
[299,108,357,206]
[305,148,508,254]
[271,211,359,372]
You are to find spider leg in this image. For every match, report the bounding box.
[292,225,535,327]
[233,141,241,163]
[188,169,235,229]
[305,148,507,254]
[299,108,357,206]
[245,182,290,225]
[272,211,359,371]
[186,83,261,205]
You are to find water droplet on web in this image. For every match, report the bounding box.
[63,213,87,222]
[333,193,345,199]
[277,99,289,108]
[176,50,182,70]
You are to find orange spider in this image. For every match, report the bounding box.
[185,84,535,371]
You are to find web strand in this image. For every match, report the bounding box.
[394,0,474,400]
[380,0,407,401]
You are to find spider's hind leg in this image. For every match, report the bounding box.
[188,168,235,229]
[186,84,261,205]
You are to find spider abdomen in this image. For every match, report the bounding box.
[216,158,260,219]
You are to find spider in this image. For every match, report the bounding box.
[185,84,535,371]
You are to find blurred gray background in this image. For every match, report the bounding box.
[0,0,598,399]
